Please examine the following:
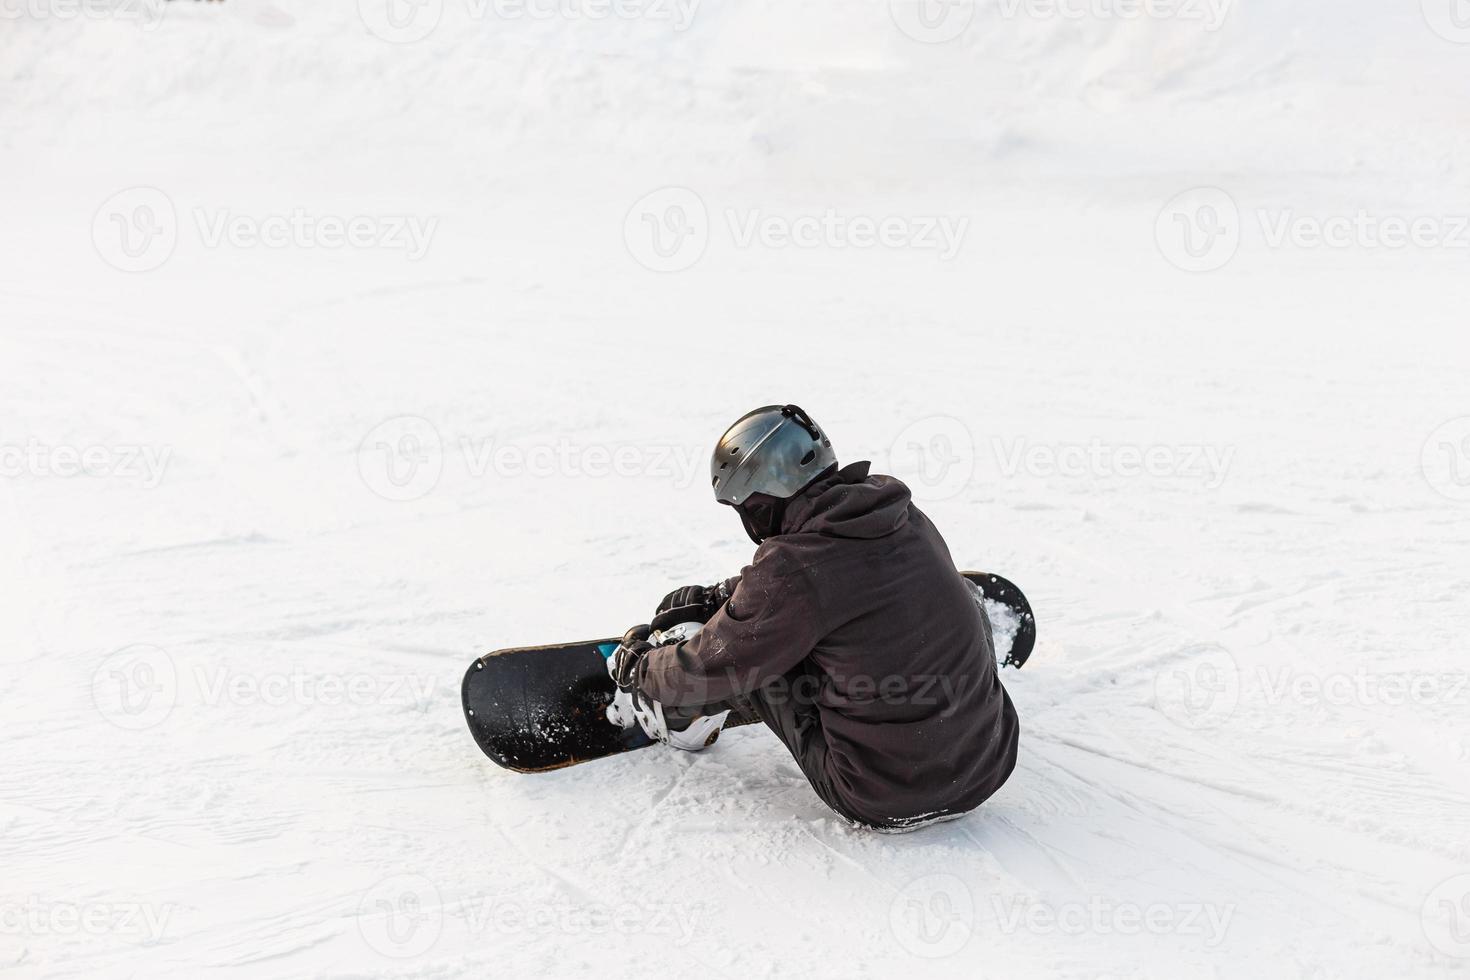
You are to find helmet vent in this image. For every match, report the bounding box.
[800,449,816,465]
[729,447,740,455]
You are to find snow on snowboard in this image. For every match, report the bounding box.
[462,571,1034,773]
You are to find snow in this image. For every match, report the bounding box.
[981,597,1021,663]
[3,1,1470,977]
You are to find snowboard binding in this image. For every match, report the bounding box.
[604,622,732,752]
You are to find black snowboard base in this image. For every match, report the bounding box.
[463,571,1034,773]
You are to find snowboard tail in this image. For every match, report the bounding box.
[461,639,761,772]
[463,571,1034,773]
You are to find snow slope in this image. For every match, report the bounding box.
[3,2,1470,977]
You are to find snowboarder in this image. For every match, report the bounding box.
[610,405,1020,831]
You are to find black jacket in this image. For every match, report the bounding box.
[638,462,1020,826]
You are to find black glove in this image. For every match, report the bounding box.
[610,624,652,693]
[651,582,728,631]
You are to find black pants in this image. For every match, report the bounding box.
[665,661,866,826]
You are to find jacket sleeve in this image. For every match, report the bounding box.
[636,550,826,708]
[716,573,742,606]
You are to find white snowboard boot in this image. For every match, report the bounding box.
[605,622,731,752]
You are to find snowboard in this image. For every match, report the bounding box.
[462,571,1035,773]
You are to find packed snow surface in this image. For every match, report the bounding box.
[3,2,1470,978]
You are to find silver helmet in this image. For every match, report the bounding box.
[710,405,836,506]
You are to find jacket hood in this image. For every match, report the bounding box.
[780,461,912,539]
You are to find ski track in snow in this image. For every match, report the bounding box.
[4,2,1470,978]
